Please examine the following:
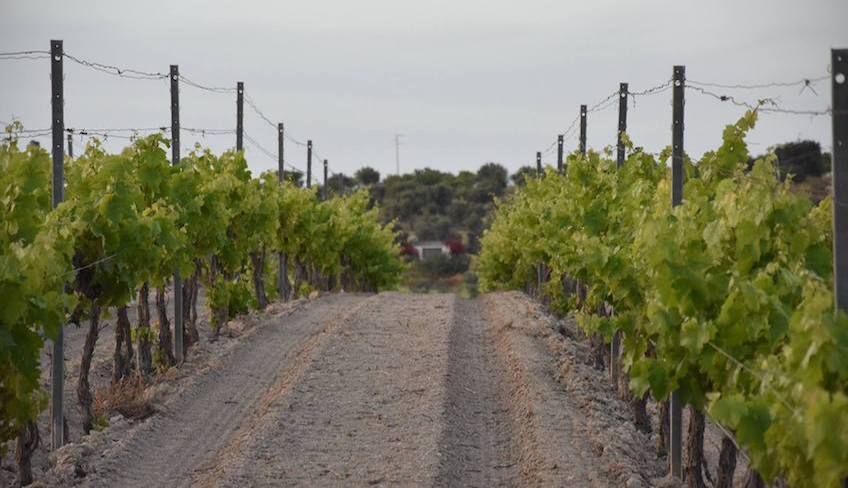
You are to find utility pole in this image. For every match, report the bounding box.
[395,134,403,175]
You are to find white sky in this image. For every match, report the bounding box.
[1,0,847,178]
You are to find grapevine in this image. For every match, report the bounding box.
[0,126,403,448]
[478,112,846,486]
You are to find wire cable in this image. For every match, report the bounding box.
[63,52,168,80]
[244,94,277,130]
[686,85,831,116]
[177,74,236,93]
[688,75,829,92]
[243,131,278,162]
[0,51,51,61]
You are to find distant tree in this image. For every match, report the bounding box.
[471,163,508,203]
[749,140,825,183]
[414,168,448,186]
[477,162,508,188]
[510,166,536,187]
[375,164,507,255]
[327,173,356,196]
[415,215,451,241]
[355,166,380,186]
[283,169,304,187]
[822,152,832,174]
[774,140,824,182]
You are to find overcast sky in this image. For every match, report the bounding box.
[2,0,846,179]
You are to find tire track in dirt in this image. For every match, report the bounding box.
[191,294,379,485]
[435,298,523,487]
[211,292,454,487]
[480,291,667,487]
[85,293,367,488]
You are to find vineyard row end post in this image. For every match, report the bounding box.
[669,64,686,479]
[50,38,65,451]
[67,133,73,159]
[536,151,542,176]
[170,64,183,364]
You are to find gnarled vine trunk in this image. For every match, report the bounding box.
[630,393,651,434]
[181,261,200,353]
[293,258,306,297]
[136,283,153,375]
[78,303,101,434]
[15,421,41,486]
[684,407,706,488]
[615,347,651,434]
[112,306,134,385]
[15,420,39,486]
[210,256,228,338]
[190,259,200,331]
[716,435,737,488]
[155,286,175,367]
[278,252,291,301]
[590,333,605,371]
[340,255,355,292]
[658,400,670,457]
[250,250,268,310]
[610,331,621,388]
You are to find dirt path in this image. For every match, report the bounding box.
[33,291,667,487]
[205,292,454,487]
[435,298,521,487]
[81,293,366,487]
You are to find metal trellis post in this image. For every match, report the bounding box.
[170,64,184,363]
[832,50,848,313]
[579,104,587,157]
[236,81,244,151]
[278,123,289,300]
[307,140,312,188]
[557,134,564,174]
[50,39,65,450]
[669,64,686,480]
[323,159,328,200]
[617,82,628,167]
